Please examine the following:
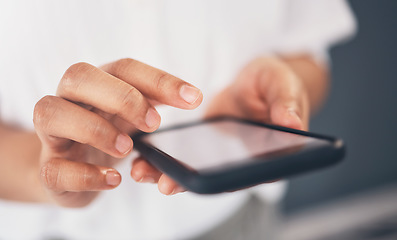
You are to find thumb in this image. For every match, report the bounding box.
[270,100,307,131]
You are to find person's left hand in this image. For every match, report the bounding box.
[205,57,310,131]
[130,57,310,195]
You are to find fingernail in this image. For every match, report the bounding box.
[145,108,160,128]
[171,186,185,195]
[115,133,133,155]
[106,170,121,186]
[179,85,201,104]
[287,108,303,129]
[139,177,156,183]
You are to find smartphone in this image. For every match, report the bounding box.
[131,117,345,194]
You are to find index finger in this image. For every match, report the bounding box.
[102,58,203,109]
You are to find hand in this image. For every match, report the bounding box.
[205,57,310,130]
[33,59,203,207]
[130,57,311,195]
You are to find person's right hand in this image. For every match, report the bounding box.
[33,59,203,207]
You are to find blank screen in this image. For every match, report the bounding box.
[141,120,327,171]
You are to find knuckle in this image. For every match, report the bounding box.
[80,166,96,190]
[109,58,138,76]
[59,62,94,95]
[154,72,183,97]
[64,62,94,79]
[118,86,146,114]
[33,95,57,129]
[86,119,108,141]
[40,160,60,191]
[153,71,170,93]
[116,58,137,67]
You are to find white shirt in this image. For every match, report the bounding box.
[0,0,355,239]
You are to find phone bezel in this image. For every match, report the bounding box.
[131,117,345,194]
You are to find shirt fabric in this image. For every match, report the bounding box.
[0,0,355,239]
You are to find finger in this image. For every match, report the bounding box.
[102,58,203,109]
[270,99,306,130]
[131,157,162,183]
[57,62,161,132]
[158,174,185,195]
[33,95,133,158]
[40,158,121,192]
[254,61,309,130]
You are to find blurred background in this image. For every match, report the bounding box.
[280,1,397,239]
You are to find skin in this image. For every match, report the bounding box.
[0,55,327,207]
[130,55,328,195]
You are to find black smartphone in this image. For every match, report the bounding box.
[131,117,345,194]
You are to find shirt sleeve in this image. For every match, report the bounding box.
[273,0,357,64]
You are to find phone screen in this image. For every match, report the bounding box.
[141,120,329,171]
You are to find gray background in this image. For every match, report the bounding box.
[284,0,397,214]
